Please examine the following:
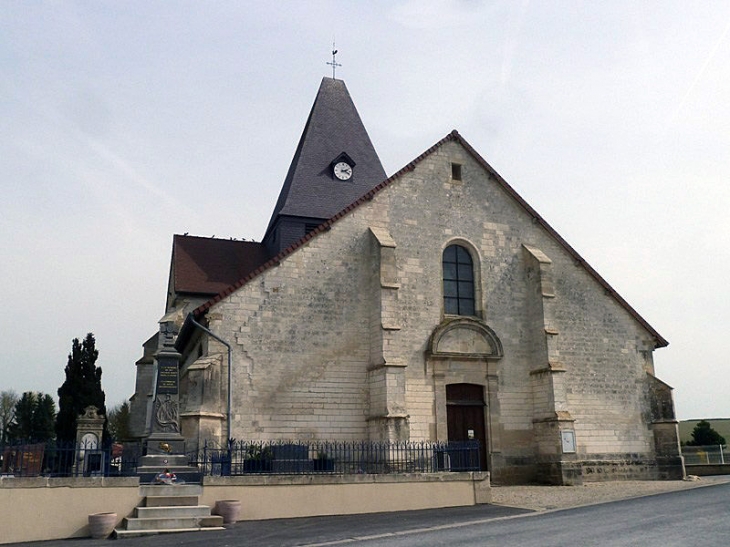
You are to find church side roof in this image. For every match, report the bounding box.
[191,131,668,348]
[172,234,270,295]
[263,77,387,238]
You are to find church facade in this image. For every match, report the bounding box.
[129,78,684,485]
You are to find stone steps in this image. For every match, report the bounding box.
[139,484,202,497]
[134,505,214,518]
[114,527,224,539]
[114,483,225,538]
[122,515,224,531]
[145,495,200,507]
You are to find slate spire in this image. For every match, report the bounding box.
[263,77,386,254]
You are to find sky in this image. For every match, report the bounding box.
[1,1,729,420]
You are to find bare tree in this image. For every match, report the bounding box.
[1,390,19,443]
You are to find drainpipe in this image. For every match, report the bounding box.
[188,314,232,443]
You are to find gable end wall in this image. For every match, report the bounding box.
[191,139,670,482]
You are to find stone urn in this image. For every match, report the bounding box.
[88,512,117,539]
[214,500,242,524]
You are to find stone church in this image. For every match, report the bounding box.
[129,77,684,485]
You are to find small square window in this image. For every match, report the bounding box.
[451,163,462,181]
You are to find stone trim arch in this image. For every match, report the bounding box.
[428,317,503,360]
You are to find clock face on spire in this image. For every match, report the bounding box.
[333,161,353,180]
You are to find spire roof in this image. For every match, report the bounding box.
[264,78,386,240]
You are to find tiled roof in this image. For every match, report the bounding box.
[172,234,270,295]
[191,131,668,349]
[263,78,386,239]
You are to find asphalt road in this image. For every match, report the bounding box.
[348,482,730,547]
[13,482,730,547]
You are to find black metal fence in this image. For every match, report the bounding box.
[0,440,141,478]
[1,439,479,478]
[192,440,481,476]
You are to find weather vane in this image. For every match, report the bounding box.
[326,42,341,79]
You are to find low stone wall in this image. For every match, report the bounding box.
[494,455,666,485]
[685,464,730,477]
[200,472,490,521]
[0,472,489,544]
[0,476,141,544]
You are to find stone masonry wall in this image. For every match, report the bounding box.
[199,138,667,480]
[209,215,375,441]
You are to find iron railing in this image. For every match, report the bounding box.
[0,440,141,478]
[192,440,481,476]
[682,445,728,465]
[1,439,479,477]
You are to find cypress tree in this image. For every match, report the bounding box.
[55,333,108,442]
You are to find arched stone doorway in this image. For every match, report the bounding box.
[426,317,503,470]
[427,318,503,473]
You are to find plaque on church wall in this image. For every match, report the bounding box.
[156,361,178,394]
[561,430,576,453]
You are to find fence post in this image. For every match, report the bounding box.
[203,440,208,476]
[721,444,725,465]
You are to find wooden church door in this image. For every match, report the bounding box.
[446,383,488,471]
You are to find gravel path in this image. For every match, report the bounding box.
[490,476,730,511]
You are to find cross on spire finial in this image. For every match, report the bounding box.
[326,42,341,79]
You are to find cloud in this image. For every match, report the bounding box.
[388,0,498,29]
[664,16,730,131]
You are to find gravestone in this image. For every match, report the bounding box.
[75,406,105,476]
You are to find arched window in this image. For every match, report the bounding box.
[443,244,475,316]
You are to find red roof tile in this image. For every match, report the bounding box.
[173,235,270,295]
